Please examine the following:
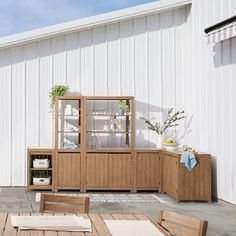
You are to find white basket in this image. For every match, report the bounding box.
[33,177,51,185]
[33,159,50,168]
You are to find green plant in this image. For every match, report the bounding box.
[142,107,185,135]
[49,84,69,112]
[118,100,129,112]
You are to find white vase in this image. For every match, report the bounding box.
[156,134,164,149]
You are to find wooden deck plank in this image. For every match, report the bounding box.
[3,213,18,236]
[99,214,113,221]
[0,213,7,235]
[89,214,111,236]
[85,214,98,236]
[111,213,136,220]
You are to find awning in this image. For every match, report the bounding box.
[205,15,236,43]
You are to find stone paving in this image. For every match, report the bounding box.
[0,187,236,236]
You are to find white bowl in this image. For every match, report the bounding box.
[163,144,178,150]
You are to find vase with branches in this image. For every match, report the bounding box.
[141,107,185,147]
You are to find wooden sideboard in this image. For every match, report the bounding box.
[27,148,212,202]
[27,95,212,202]
[162,150,212,202]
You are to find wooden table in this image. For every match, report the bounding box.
[0,212,169,236]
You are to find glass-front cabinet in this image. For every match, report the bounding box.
[85,96,134,151]
[55,96,82,152]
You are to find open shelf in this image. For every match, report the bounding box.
[29,185,52,190]
[88,114,132,117]
[57,148,81,153]
[27,149,54,191]
[30,168,52,170]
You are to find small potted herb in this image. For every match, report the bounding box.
[117,100,129,115]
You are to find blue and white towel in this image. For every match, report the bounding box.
[180,152,197,171]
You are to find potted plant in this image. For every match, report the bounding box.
[33,174,51,186]
[49,84,69,112]
[141,107,185,148]
[117,100,129,115]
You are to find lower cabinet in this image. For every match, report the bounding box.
[86,154,109,188]
[85,153,131,190]
[136,151,161,191]
[162,151,212,202]
[57,153,81,189]
[109,154,131,189]
[162,153,178,196]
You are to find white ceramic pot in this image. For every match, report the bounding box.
[156,135,164,148]
[33,177,51,185]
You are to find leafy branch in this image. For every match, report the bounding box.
[141,107,185,135]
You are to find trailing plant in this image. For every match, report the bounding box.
[49,84,69,112]
[142,107,185,135]
[118,100,129,112]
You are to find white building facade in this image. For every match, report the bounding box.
[0,0,236,204]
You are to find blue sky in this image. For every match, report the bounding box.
[0,0,156,37]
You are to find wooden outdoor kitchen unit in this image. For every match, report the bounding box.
[27,96,212,202]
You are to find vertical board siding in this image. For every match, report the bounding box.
[25,43,39,149]
[80,30,93,95]
[134,17,148,147]
[65,33,80,92]
[0,1,236,205]
[11,46,25,186]
[147,14,162,147]
[38,39,53,147]
[120,20,135,96]
[0,49,11,186]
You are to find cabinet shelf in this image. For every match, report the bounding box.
[87,130,131,134]
[29,185,52,190]
[58,114,81,117]
[58,131,81,133]
[57,148,81,152]
[30,168,52,170]
[87,148,131,153]
[87,114,131,117]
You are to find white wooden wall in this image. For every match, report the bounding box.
[183,0,236,204]
[0,1,236,205]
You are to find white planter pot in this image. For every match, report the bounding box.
[33,159,50,168]
[33,177,51,185]
[156,135,164,148]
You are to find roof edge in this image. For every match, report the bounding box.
[0,0,191,49]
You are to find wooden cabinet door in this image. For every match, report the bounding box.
[86,154,109,188]
[109,154,131,188]
[57,153,81,188]
[136,152,161,189]
[162,153,178,196]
